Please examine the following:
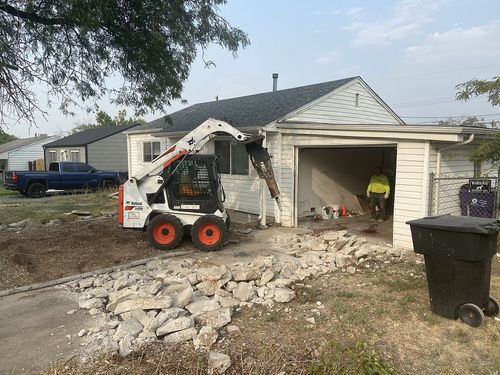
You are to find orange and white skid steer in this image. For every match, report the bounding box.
[118,118,280,251]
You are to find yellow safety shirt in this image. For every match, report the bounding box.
[367,175,390,194]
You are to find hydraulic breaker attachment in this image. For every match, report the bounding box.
[245,138,281,210]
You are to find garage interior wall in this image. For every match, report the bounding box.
[298,147,396,217]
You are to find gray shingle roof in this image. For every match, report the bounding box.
[144,77,358,132]
[0,135,49,154]
[44,124,139,147]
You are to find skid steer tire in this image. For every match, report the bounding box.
[147,214,184,251]
[191,215,228,251]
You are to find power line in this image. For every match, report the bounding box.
[401,113,500,119]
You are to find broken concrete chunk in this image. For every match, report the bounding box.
[259,269,275,286]
[113,318,143,342]
[78,278,94,289]
[118,335,134,357]
[196,280,223,296]
[226,325,241,336]
[346,266,356,274]
[232,282,255,302]
[171,285,193,308]
[185,299,221,316]
[193,325,218,349]
[197,265,227,282]
[156,316,194,337]
[274,288,296,303]
[112,296,173,315]
[79,297,104,310]
[194,308,232,329]
[208,351,231,375]
[113,275,129,291]
[335,254,354,268]
[231,266,262,282]
[163,328,197,344]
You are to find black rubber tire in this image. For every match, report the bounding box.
[147,214,184,251]
[484,297,499,317]
[27,182,46,198]
[458,303,484,327]
[191,215,228,251]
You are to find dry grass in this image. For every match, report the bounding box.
[0,189,117,224]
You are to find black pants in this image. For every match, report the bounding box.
[370,193,386,219]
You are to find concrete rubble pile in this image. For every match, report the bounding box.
[67,229,403,369]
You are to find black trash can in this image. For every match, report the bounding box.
[459,184,496,218]
[407,215,499,327]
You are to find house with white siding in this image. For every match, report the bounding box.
[125,76,496,249]
[0,134,58,178]
[43,124,139,175]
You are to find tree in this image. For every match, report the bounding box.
[456,76,500,106]
[456,76,500,165]
[71,110,144,134]
[0,130,17,145]
[0,1,249,127]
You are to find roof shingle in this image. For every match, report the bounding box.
[44,124,139,147]
[144,77,358,132]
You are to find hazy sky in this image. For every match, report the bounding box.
[6,0,500,138]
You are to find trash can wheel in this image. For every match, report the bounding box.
[458,303,484,327]
[484,297,499,317]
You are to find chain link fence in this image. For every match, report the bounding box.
[428,173,500,218]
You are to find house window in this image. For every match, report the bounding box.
[70,150,80,162]
[214,139,249,175]
[49,151,57,162]
[143,141,161,163]
[355,93,360,107]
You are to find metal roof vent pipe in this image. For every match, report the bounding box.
[272,73,278,92]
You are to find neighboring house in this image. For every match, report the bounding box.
[0,134,58,177]
[43,124,139,174]
[125,76,496,249]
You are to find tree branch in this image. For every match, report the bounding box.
[0,2,71,26]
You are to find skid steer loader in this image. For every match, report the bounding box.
[119,118,280,251]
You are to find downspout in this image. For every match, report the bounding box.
[435,133,474,213]
[259,130,267,227]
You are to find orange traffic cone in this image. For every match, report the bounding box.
[340,204,347,217]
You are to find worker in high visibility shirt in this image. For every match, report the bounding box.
[366,167,390,223]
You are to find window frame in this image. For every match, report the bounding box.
[143,141,161,163]
[214,137,249,176]
[70,149,80,162]
[48,150,57,162]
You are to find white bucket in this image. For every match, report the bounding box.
[331,204,340,219]
[321,207,330,220]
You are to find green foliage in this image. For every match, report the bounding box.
[0,130,17,145]
[71,110,144,134]
[456,76,500,106]
[437,116,488,128]
[309,341,397,375]
[0,1,249,127]
[469,132,500,164]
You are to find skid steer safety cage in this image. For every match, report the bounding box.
[428,172,500,218]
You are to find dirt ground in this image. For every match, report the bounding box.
[41,253,500,375]
[0,219,159,290]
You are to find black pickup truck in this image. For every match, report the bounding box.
[4,161,121,198]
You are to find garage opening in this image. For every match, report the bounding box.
[297,146,397,243]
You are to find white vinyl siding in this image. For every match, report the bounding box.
[8,137,58,171]
[285,80,401,125]
[128,134,168,176]
[45,146,86,170]
[392,141,427,249]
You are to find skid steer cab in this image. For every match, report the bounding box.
[119,118,280,251]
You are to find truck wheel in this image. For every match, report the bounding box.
[147,214,184,251]
[27,183,46,198]
[191,215,227,251]
[99,179,116,189]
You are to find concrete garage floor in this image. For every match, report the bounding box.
[299,213,393,244]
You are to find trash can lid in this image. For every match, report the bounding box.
[406,215,500,234]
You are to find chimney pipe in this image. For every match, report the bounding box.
[272,73,278,92]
